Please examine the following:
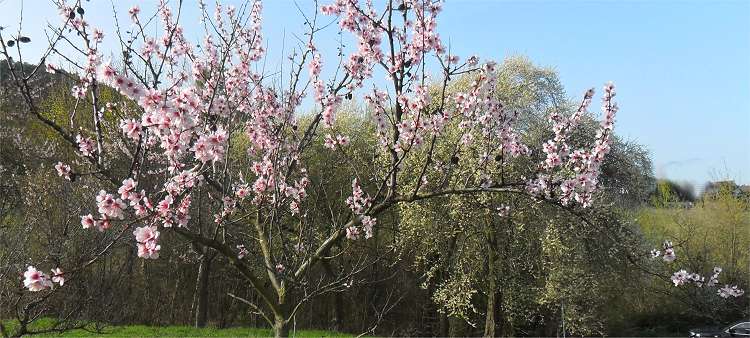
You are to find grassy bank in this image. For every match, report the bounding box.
[1,319,352,337]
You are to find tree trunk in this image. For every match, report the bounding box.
[438,311,450,337]
[194,253,213,328]
[497,290,507,336]
[484,215,498,337]
[321,255,344,331]
[273,315,289,338]
[483,253,497,337]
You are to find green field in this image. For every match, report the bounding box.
[1,319,352,337]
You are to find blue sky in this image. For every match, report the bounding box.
[1,0,748,188]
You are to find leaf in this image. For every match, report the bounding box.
[76,7,85,15]
[6,40,14,47]
[18,36,30,43]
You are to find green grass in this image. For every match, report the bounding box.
[2,318,353,337]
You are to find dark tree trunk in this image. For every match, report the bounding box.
[497,290,507,336]
[483,248,497,337]
[273,314,289,338]
[321,257,344,331]
[484,216,499,337]
[194,252,213,328]
[436,233,460,337]
[438,311,450,337]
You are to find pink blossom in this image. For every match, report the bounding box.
[133,226,159,243]
[362,216,376,239]
[235,185,250,199]
[96,190,127,220]
[118,178,138,200]
[309,52,322,78]
[662,248,676,262]
[346,226,361,240]
[192,127,227,164]
[71,85,86,99]
[662,240,676,262]
[92,29,104,43]
[157,195,173,217]
[128,6,140,20]
[54,162,72,180]
[120,119,141,139]
[23,266,52,292]
[51,268,65,286]
[76,135,95,157]
[237,244,249,259]
[324,134,337,149]
[718,285,745,298]
[336,134,350,146]
[97,217,112,231]
[81,214,96,229]
[346,178,370,215]
[137,240,161,259]
[133,225,160,259]
[671,270,688,286]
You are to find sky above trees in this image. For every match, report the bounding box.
[1,0,748,187]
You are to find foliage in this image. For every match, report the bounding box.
[605,189,749,335]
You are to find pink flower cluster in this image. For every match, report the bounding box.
[280,175,310,215]
[120,119,141,140]
[650,242,743,297]
[670,269,701,286]
[81,178,153,231]
[363,89,390,146]
[405,1,445,63]
[650,240,676,262]
[309,52,324,103]
[345,179,376,240]
[237,244,249,259]
[133,226,161,259]
[361,215,376,239]
[54,162,72,181]
[76,134,95,157]
[192,127,228,164]
[670,266,743,298]
[321,0,383,88]
[528,83,618,207]
[324,134,349,150]
[346,178,370,215]
[452,62,529,159]
[23,266,64,292]
[718,285,745,298]
[96,190,127,220]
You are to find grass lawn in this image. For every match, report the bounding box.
[1,318,353,337]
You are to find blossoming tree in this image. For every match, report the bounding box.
[5,0,734,336]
